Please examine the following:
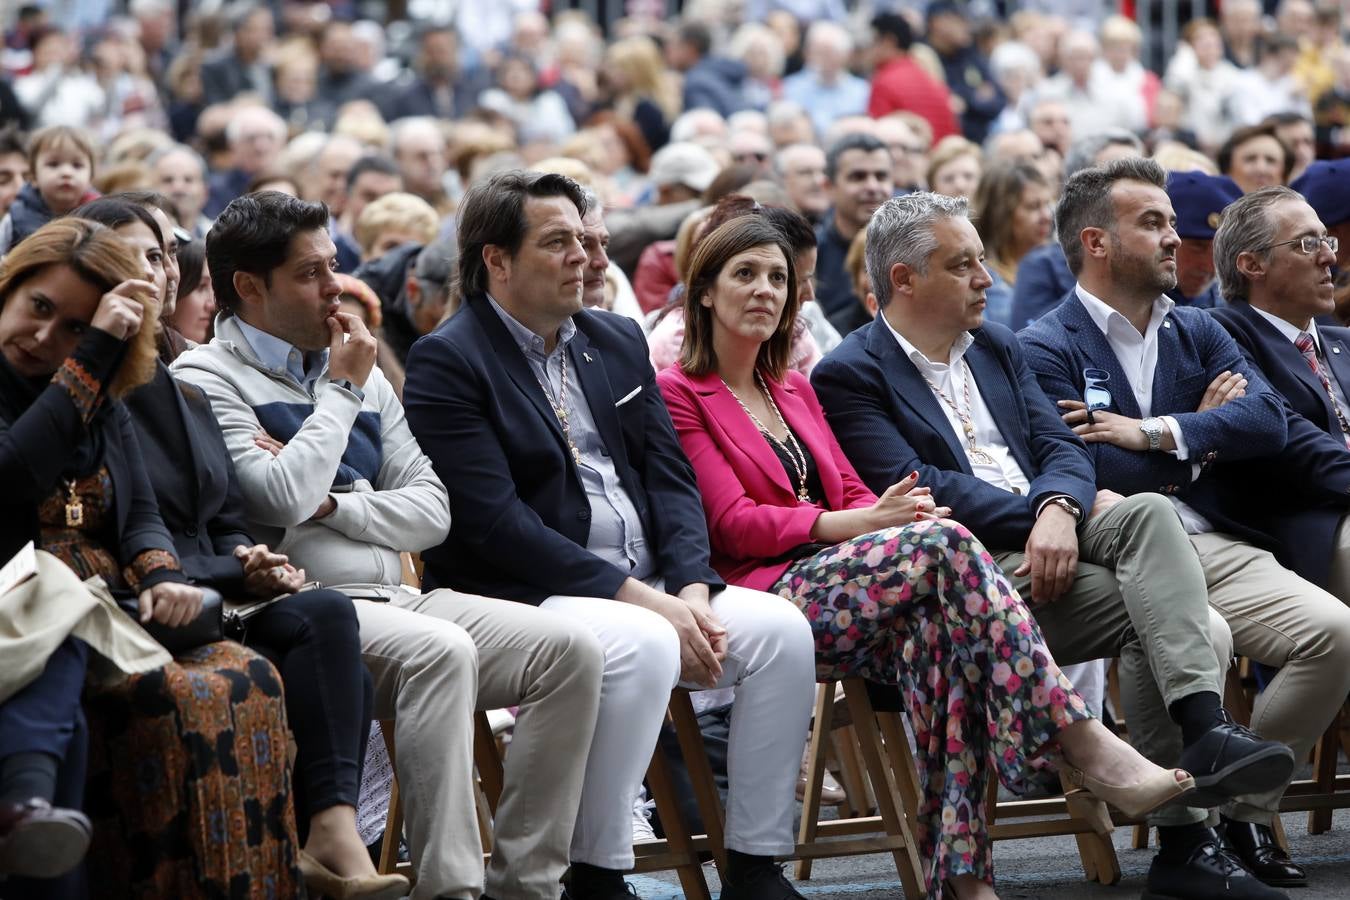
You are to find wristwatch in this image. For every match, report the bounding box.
[1045,496,1083,523]
[1139,417,1164,452]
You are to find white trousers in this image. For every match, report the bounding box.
[542,583,815,868]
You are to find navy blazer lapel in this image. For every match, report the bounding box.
[865,321,971,472]
[965,336,1037,478]
[1322,333,1350,402]
[1248,306,1337,423]
[1060,295,1142,419]
[469,296,569,449]
[1152,308,1182,415]
[568,327,631,472]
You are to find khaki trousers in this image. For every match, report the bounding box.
[1326,513,1350,607]
[1188,534,1350,825]
[995,492,1231,827]
[353,588,604,900]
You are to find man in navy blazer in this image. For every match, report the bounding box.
[812,190,1295,900]
[403,172,815,900]
[1209,186,1350,603]
[1021,156,1350,893]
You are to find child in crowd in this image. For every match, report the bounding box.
[0,125,96,255]
[354,191,439,262]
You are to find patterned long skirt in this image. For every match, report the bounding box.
[771,520,1090,898]
[82,641,304,899]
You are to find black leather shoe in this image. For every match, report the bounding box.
[1221,818,1308,887]
[719,862,806,900]
[1142,838,1290,899]
[0,797,92,879]
[1178,710,1295,807]
[561,878,641,899]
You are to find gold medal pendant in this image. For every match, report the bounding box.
[63,480,84,527]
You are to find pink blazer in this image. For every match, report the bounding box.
[656,364,878,591]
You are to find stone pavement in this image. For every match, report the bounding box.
[633,808,1350,898]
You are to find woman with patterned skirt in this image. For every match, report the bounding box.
[655,216,1195,900]
[0,218,301,900]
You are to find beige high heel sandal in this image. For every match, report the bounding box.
[297,850,410,900]
[1060,764,1195,819]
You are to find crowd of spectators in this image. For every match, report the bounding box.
[7,1,1350,899]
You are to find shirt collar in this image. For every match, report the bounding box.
[233,315,328,383]
[1250,303,1319,350]
[881,312,975,371]
[486,293,576,359]
[1075,282,1174,338]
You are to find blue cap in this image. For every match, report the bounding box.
[1291,160,1350,227]
[926,1,964,20]
[1165,170,1243,240]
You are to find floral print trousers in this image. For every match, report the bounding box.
[772,519,1090,897]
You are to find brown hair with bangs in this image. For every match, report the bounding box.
[680,217,798,380]
[0,218,156,397]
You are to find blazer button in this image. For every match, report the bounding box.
[185,526,198,537]
[577,509,591,521]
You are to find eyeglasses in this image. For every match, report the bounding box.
[1083,367,1112,424]
[1253,234,1339,254]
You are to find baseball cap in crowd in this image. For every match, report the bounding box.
[1291,160,1350,227]
[649,142,721,194]
[1165,170,1243,239]
[925,1,964,20]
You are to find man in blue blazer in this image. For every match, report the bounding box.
[402,172,815,900]
[1020,156,1350,893]
[1210,185,1350,605]
[812,190,1294,900]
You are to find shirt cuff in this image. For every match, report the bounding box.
[1161,415,1188,460]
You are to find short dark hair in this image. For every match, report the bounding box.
[69,196,164,250]
[825,133,889,180]
[760,205,817,256]
[1055,156,1167,275]
[177,236,206,299]
[677,21,712,57]
[871,13,914,52]
[346,154,401,191]
[0,125,26,158]
[681,217,799,380]
[118,189,182,227]
[455,170,589,298]
[206,191,330,314]
[1217,124,1294,182]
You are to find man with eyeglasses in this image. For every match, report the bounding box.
[812,189,1296,900]
[1211,188,1350,611]
[1021,158,1350,894]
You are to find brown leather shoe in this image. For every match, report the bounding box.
[0,798,92,879]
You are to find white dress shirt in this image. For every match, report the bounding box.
[883,316,1032,496]
[1075,285,1213,534]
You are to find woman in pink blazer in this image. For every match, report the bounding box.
[655,216,1191,900]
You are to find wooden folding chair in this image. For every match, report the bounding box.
[793,679,926,898]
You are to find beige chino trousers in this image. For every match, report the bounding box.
[350,588,604,900]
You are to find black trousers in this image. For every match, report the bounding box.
[242,589,373,839]
[0,637,89,900]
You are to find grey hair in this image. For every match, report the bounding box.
[1213,185,1302,302]
[1063,129,1145,180]
[1055,155,1166,274]
[866,192,970,308]
[148,142,208,179]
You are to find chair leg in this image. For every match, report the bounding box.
[1132,823,1151,850]
[843,683,926,899]
[834,724,871,816]
[645,736,712,900]
[795,682,835,882]
[378,721,404,877]
[668,691,728,877]
[474,710,504,814]
[1308,711,1341,834]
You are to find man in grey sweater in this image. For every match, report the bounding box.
[173,191,605,900]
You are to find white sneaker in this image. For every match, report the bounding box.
[631,789,658,844]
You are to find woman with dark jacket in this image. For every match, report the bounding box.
[75,195,408,900]
[0,217,229,900]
